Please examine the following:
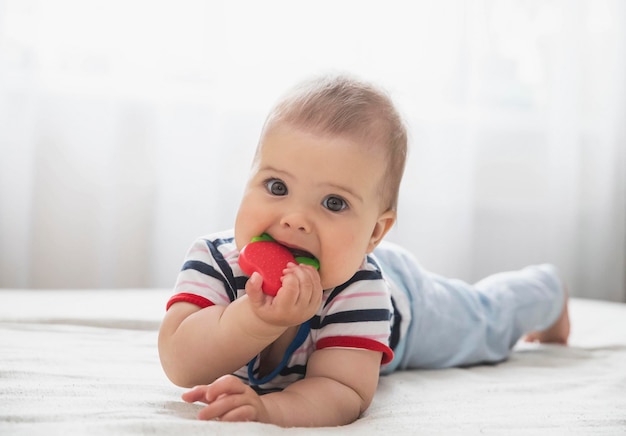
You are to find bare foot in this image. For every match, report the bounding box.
[524,288,570,345]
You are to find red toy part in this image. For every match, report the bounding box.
[238,240,296,296]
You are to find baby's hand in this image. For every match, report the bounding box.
[183,375,269,423]
[245,263,322,327]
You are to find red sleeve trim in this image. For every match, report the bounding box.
[316,336,394,365]
[166,293,215,311]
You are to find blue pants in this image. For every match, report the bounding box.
[374,242,565,372]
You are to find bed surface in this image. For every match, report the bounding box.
[1,289,625,435]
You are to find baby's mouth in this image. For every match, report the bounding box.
[255,233,319,269]
[276,242,319,270]
[285,246,315,259]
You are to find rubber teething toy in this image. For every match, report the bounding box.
[238,233,319,296]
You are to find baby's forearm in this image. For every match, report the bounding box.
[261,376,369,427]
[158,297,286,387]
[257,348,381,427]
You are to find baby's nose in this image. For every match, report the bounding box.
[280,213,311,233]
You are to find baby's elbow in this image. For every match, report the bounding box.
[158,304,207,387]
[352,382,375,417]
[158,348,200,388]
[162,362,218,388]
[158,354,181,387]
[157,332,192,387]
[158,345,183,387]
[163,366,196,388]
[158,335,219,388]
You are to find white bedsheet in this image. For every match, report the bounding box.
[1,289,625,435]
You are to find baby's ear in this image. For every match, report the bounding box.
[366,210,396,253]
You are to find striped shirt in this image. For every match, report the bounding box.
[167,229,403,392]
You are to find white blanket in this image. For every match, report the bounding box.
[1,289,625,435]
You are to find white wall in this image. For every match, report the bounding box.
[0,0,624,301]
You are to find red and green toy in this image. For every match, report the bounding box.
[238,233,320,296]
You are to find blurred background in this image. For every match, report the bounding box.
[0,0,624,301]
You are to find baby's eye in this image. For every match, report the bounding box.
[322,195,348,212]
[265,179,288,196]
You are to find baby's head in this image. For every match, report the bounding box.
[236,74,407,288]
[259,74,407,213]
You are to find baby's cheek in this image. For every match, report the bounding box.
[321,253,366,289]
[319,266,347,290]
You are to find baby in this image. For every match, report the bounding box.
[158,74,570,427]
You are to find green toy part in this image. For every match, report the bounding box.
[294,256,320,270]
[251,233,275,242]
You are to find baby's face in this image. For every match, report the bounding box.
[235,124,394,290]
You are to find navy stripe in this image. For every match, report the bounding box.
[233,373,249,383]
[389,296,401,350]
[313,308,391,329]
[235,276,248,291]
[280,364,306,377]
[205,238,237,302]
[367,254,381,270]
[182,260,227,283]
[325,269,383,308]
[251,386,283,394]
[310,315,321,329]
[213,237,235,249]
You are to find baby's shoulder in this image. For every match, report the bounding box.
[194,229,237,255]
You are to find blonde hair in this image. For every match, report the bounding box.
[261,74,407,212]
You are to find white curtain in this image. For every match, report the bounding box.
[1,0,624,301]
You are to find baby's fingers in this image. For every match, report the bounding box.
[245,272,270,307]
[182,385,210,404]
[196,394,255,422]
[284,264,321,300]
[182,375,245,405]
[190,376,264,422]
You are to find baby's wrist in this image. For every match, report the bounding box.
[236,296,287,338]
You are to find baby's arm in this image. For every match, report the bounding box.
[183,347,382,427]
[158,287,282,387]
[158,264,322,387]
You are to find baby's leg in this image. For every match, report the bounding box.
[376,242,568,369]
[524,286,570,344]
